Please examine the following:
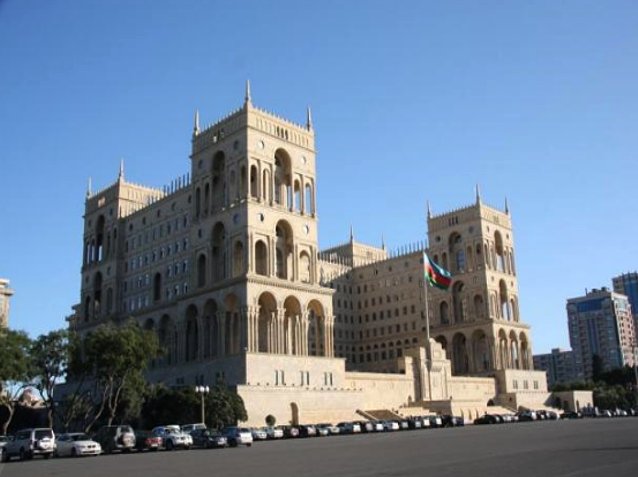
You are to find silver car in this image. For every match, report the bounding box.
[221,426,253,447]
[2,428,55,461]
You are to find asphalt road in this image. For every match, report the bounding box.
[1,419,637,477]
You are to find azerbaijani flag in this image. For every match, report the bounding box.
[424,253,452,290]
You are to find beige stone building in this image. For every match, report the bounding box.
[0,278,14,329]
[69,85,553,425]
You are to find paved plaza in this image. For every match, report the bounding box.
[1,419,637,477]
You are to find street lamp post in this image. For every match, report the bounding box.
[195,385,210,424]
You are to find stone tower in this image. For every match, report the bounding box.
[426,189,533,375]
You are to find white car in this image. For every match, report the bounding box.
[55,433,101,457]
[382,420,400,431]
[221,427,253,447]
[151,426,191,450]
[166,425,193,447]
[265,427,284,439]
[251,428,268,440]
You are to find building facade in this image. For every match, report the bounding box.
[533,348,581,388]
[69,86,552,425]
[612,272,638,334]
[0,278,14,329]
[567,288,636,380]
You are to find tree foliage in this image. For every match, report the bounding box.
[76,321,160,431]
[30,328,70,427]
[140,383,248,430]
[0,329,33,434]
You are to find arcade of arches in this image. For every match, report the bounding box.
[434,328,532,375]
[144,293,334,366]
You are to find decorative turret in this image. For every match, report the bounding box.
[244,79,252,107]
[306,105,313,131]
[193,109,200,136]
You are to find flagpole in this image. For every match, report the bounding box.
[422,252,433,401]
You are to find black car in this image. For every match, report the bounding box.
[190,429,228,449]
[474,414,499,425]
[441,415,464,427]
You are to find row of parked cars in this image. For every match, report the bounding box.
[0,414,465,462]
[0,424,256,462]
[473,407,638,425]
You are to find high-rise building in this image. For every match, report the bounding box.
[613,272,638,334]
[533,348,581,388]
[0,278,14,329]
[68,85,552,424]
[567,288,636,380]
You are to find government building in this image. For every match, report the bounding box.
[69,85,555,425]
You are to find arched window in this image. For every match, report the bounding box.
[473,294,484,319]
[305,183,313,214]
[204,183,210,215]
[293,179,302,213]
[95,216,105,262]
[299,251,311,283]
[212,222,226,281]
[499,280,510,320]
[250,165,259,198]
[255,240,268,276]
[106,288,113,314]
[448,232,464,272]
[153,273,162,302]
[274,149,292,207]
[439,301,449,324]
[262,169,271,202]
[84,296,91,322]
[240,165,247,200]
[93,272,103,316]
[212,151,226,209]
[494,231,505,272]
[452,281,464,323]
[195,187,201,218]
[197,254,207,287]
[233,240,244,277]
[275,220,293,280]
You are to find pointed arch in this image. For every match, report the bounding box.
[307,300,326,357]
[233,240,245,277]
[212,222,226,281]
[275,220,294,280]
[258,292,277,353]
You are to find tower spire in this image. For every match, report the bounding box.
[505,196,510,215]
[381,233,386,250]
[193,108,200,135]
[475,184,481,204]
[426,200,432,219]
[244,79,252,106]
[118,159,125,182]
[350,225,354,243]
[86,176,92,198]
[306,105,313,130]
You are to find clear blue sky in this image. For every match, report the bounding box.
[1,0,637,354]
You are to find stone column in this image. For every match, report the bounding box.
[488,337,497,371]
[240,306,249,353]
[300,312,309,356]
[276,308,286,354]
[323,315,334,357]
[217,312,226,357]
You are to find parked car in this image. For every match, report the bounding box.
[166,425,193,447]
[190,429,227,449]
[337,422,361,434]
[316,426,330,436]
[181,423,206,434]
[517,411,537,422]
[265,426,284,439]
[2,428,55,461]
[298,425,317,437]
[407,418,423,430]
[251,428,268,440]
[560,411,582,419]
[221,427,253,447]
[371,421,385,432]
[381,420,400,431]
[317,423,340,435]
[54,433,101,457]
[0,435,9,459]
[280,426,300,438]
[94,425,135,454]
[151,426,191,450]
[441,415,464,427]
[135,430,162,451]
[398,420,410,430]
[426,415,443,428]
[356,421,374,433]
[473,414,499,425]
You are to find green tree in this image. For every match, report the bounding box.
[79,321,160,431]
[0,329,33,434]
[30,329,70,427]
